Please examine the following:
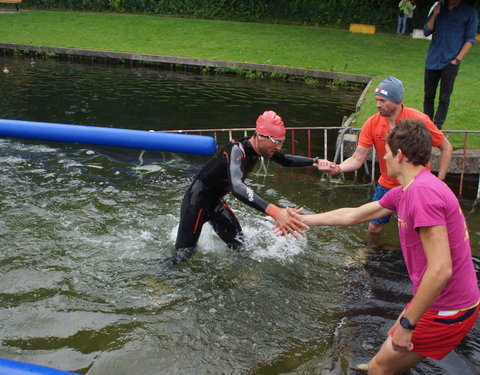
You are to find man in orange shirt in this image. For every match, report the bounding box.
[317,76,452,234]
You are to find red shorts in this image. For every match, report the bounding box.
[390,304,479,360]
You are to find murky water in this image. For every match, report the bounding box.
[0,55,479,374]
[0,54,357,130]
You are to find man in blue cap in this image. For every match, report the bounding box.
[423,0,478,129]
[316,76,453,235]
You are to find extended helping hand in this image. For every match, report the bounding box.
[272,207,308,238]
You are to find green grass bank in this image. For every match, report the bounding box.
[1,10,479,148]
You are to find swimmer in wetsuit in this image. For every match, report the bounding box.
[158,110,319,271]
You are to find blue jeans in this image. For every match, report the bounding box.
[397,14,408,34]
[371,184,391,225]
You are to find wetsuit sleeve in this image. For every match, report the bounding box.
[270,152,315,167]
[228,144,270,213]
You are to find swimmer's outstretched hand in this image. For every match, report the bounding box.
[314,159,339,175]
[271,207,309,239]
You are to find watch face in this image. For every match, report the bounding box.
[400,317,415,330]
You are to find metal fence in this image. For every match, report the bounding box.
[162,127,480,201]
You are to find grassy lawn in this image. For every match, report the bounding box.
[1,10,479,147]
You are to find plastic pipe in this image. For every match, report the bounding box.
[0,358,80,375]
[0,119,217,156]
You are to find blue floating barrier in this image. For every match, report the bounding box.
[0,119,217,156]
[0,358,79,375]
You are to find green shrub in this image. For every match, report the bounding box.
[21,1,480,33]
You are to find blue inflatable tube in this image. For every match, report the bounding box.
[0,119,217,156]
[0,358,79,375]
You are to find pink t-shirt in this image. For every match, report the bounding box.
[379,169,479,311]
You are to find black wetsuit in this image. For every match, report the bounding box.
[160,138,315,270]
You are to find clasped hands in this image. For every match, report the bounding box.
[313,158,341,175]
[271,159,342,239]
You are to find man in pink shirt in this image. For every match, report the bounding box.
[289,118,479,374]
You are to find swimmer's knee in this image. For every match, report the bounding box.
[155,247,196,275]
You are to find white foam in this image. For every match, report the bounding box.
[0,156,25,164]
[135,165,165,173]
[169,209,307,262]
[242,215,307,262]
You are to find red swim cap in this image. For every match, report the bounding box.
[255,111,285,138]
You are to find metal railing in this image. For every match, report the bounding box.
[162,127,480,201]
[442,130,480,200]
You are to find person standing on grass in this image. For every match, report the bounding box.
[397,0,413,35]
[315,76,452,235]
[406,0,416,34]
[285,119,479,375]
[423,0,478,129]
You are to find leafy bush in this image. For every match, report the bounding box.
[23,0,480,33]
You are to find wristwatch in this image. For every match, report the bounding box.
[400,316,416,330]
[454,58,461,65]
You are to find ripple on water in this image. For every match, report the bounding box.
[1,54,479,374]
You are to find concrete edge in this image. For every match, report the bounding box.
[0,42,372,84]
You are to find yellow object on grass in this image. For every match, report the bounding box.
[349,24,376,34]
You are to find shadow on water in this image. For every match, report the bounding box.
[0,54,479,375]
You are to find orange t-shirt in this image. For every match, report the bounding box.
[358,105,445,189]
